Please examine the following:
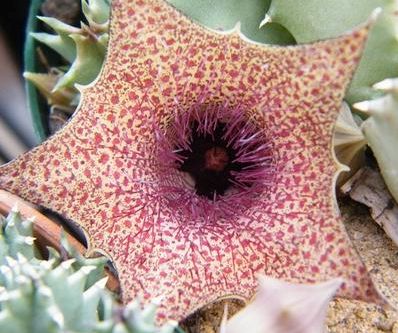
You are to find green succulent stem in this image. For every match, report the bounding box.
[0,209,181,333]
[27,0,111,112]
[354,78,398,203]
[262,0,398,103]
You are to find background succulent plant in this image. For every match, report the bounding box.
[0,207,36,262]
[354,78,398,203]
[0,209,179,333]
[333,103,367,184]
[261,0,398,104]
[24,0,111,134]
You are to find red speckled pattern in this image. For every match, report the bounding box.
[0,0,382,322]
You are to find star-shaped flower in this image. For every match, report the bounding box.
[0,0,383,322]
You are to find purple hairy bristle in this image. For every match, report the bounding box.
[178,122,243,198]
[155,98,274,223]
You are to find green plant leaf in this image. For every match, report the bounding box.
[82,0,111,25]
[53,33,106,91]
[354,78,398,203]
[31,16,80,63]
[263,0,398,102]
[167,0,295,44]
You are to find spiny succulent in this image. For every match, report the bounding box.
[0,207,36,262]
[354,78,398,203]
[0,209,179,333]
[0,255,107,333]
[24,0,111,114]
[24,71,78,111]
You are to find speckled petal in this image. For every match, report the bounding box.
[0,0,382,322]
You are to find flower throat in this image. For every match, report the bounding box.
[177,121,248,199]
[156,102,274,213]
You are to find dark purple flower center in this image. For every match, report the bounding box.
[154,100,275,223]
[178,122,250,199]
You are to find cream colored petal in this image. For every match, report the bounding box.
[223,276,343,333]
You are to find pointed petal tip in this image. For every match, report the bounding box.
[337,164,351,174]
[233,21,242,33]
[353,101,371,112]
[373,78,398,92]
[369,7,383,24]
[74,83,86,93]
[349,7,383,36]
[259,14,272,28]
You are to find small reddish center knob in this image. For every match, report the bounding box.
[204,147,229,172]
